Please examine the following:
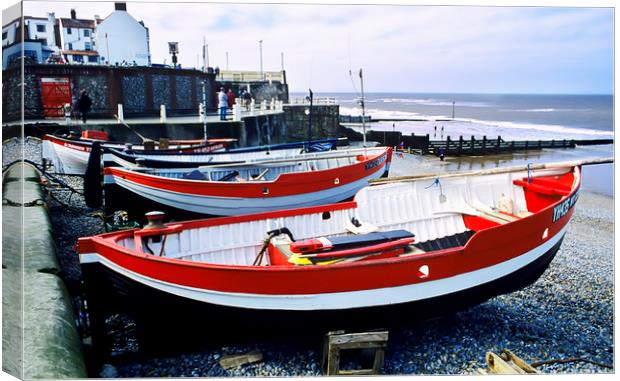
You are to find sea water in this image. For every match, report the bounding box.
[335,93,613,141]
[302,93,614,196]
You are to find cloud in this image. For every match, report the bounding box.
[22,1,613,94]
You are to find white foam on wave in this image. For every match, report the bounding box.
[520,108,556,112]
[340,106,425,119]
[340,97,491,108]
[339,106,613,139]
[458,117,614,137]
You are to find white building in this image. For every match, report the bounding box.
[2,2,150,68]
[57,9,99,64]
[95,2,151,66]
[2,13,60,69]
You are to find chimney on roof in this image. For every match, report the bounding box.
[115,2,127,11]
[70,9,76,19]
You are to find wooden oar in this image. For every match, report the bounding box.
[371,157,614,185]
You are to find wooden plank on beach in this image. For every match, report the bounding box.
[478,349,538,374]
[219,350,263,369]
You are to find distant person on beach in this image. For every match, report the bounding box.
[218,87,228,120]
[438,147,446,161]
[227,89,235,108]
[76,90,92,123]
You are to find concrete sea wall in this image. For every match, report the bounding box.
[2,162,87,379]
[2,64,291,122]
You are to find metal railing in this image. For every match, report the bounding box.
[217,70,285,82]
[289,97,338,105]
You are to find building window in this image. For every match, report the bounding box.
[85,42,91,51]
[83,29,90,37]
[88,56,98,63]
[74,55,83,63]
[67,42,72,50]
[36,24,46,33]
[2,31,7,40]
[67,27,72,34]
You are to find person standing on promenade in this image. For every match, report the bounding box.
[76,90,92,123]
[240,90,248,111]
[218,87,228,120]
[243,89,252,111]
[227,89,235,109]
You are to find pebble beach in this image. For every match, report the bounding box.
[2,137,614,376]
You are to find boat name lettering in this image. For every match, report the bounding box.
[194,143,225,153]
[63,142,89,152]
[552,189,579,223]
[365,153,387,171]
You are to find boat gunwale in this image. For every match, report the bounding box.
[42,133,232,153]
[80,166,581,275]
[104,147,390,186]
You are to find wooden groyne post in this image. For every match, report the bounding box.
[427,136,613,157]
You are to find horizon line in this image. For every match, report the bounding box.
[287,90,613,96]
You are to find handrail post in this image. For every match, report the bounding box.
[232,103,242,121]
[117,104,124,123]
[199,103,205,122]
[160,105,167,123]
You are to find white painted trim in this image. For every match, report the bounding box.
[80,224,567,311]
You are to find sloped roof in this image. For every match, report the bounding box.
[59,18,95,29]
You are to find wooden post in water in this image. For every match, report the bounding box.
[458,136,463,156]
[551,139,555,148]
[470,135,475,154]
[482,135,487,154]
[538,140,542,149]
[496,136,501,154]
[446,136,451,155]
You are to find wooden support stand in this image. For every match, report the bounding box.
[321,330,389,376]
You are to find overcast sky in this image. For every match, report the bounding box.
[19,0,614,94]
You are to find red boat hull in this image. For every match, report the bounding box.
[77,164,580,350]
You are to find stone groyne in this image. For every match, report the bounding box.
[2,162,87,378]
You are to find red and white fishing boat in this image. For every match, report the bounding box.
[79,161,586,319]
[103,146,392,217]
[42,132,233,175]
